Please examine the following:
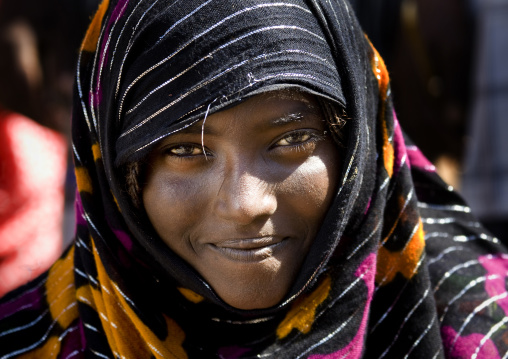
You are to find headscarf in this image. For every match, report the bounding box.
[1,0,508,358]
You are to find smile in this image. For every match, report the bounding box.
[209,237,288,262]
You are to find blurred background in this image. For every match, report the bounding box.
[0,0,506,292]
[350,0,508,242]
[0,0,99,295]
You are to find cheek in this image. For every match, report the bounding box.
[142,171,206,246]
[282,154,338,215]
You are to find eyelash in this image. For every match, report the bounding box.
[163,130,324,159]
[164,144,210,158]
[272,130,324,151]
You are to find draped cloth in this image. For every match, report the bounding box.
[1,0,508,358]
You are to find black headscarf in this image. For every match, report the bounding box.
[1,0,507,358]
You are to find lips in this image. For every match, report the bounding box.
[209,236,287,262]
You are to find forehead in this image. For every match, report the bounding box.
[176,90,323,135]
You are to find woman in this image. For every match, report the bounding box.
[1,0,507,357]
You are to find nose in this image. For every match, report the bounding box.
[214,163,277,225]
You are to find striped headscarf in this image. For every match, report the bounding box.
[1,0,508,358]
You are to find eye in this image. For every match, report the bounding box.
[166,144,204,157]
[276,131,311,146]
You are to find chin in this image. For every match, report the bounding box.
[197,252,301,310]
[212,274,291,310]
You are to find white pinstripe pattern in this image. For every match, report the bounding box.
[0,279,47,321]
[210,316,273,324]
[453,233,499,244]
[427,245,467,265]
[83,212,107,244]
[78,294,93,307]
[0,280,75,338]
[433,259,481,293]
[84,323,100,333]
[91,349,111,358]
[431,348,443,359]
[347,220,381,260]
[111,282,138,312]
[58,325,79,342]
[422,217,482,227]
[424,231,499,245]
[439,274,501,323]
[120,41,331,144]
[64,349,84,359]
[76,236,93,253]
[71,143,83,164]
[370,278,412,334]
[120,45,319,138]
[113,0,167,97]
[129,114,203,156]
[450,292,508,353]
[0,303,77,359]
[380,189,415,247]
[424,232,449,240]
[402,315,438,359]
[75,267,99,286]
[418,202,471,213]
[109,0,154,72]
[472,316,508,359]
[125,41,335,117]
[377,288,431,359]
[294,308,359,359]
[147,342,166,358]
[398,153,408,174]
[155,0,217,44]
[0,308,50,339]
[87,19,108,133]
[76,50,93,133]
[379,175,390,192]
[117,2,316,123]
[94,0,131,146]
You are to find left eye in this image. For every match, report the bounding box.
[276,131,312,146]
[167,144,203,156]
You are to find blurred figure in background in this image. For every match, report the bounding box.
[0,0,99,296]
[351,0,508,242]
[0,20,67,296]
[350,0,475,189]
[461,0,508,243]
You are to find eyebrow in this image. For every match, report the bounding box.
[270,112,305,126]
[176,107,319,136]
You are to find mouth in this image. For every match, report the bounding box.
[209,237,288,262]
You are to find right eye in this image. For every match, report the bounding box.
[165,144,204,157]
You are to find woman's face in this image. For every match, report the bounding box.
[143,91,341,310]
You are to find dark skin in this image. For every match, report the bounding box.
[143,91,341,310]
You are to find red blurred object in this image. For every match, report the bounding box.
[0,108,67,296]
